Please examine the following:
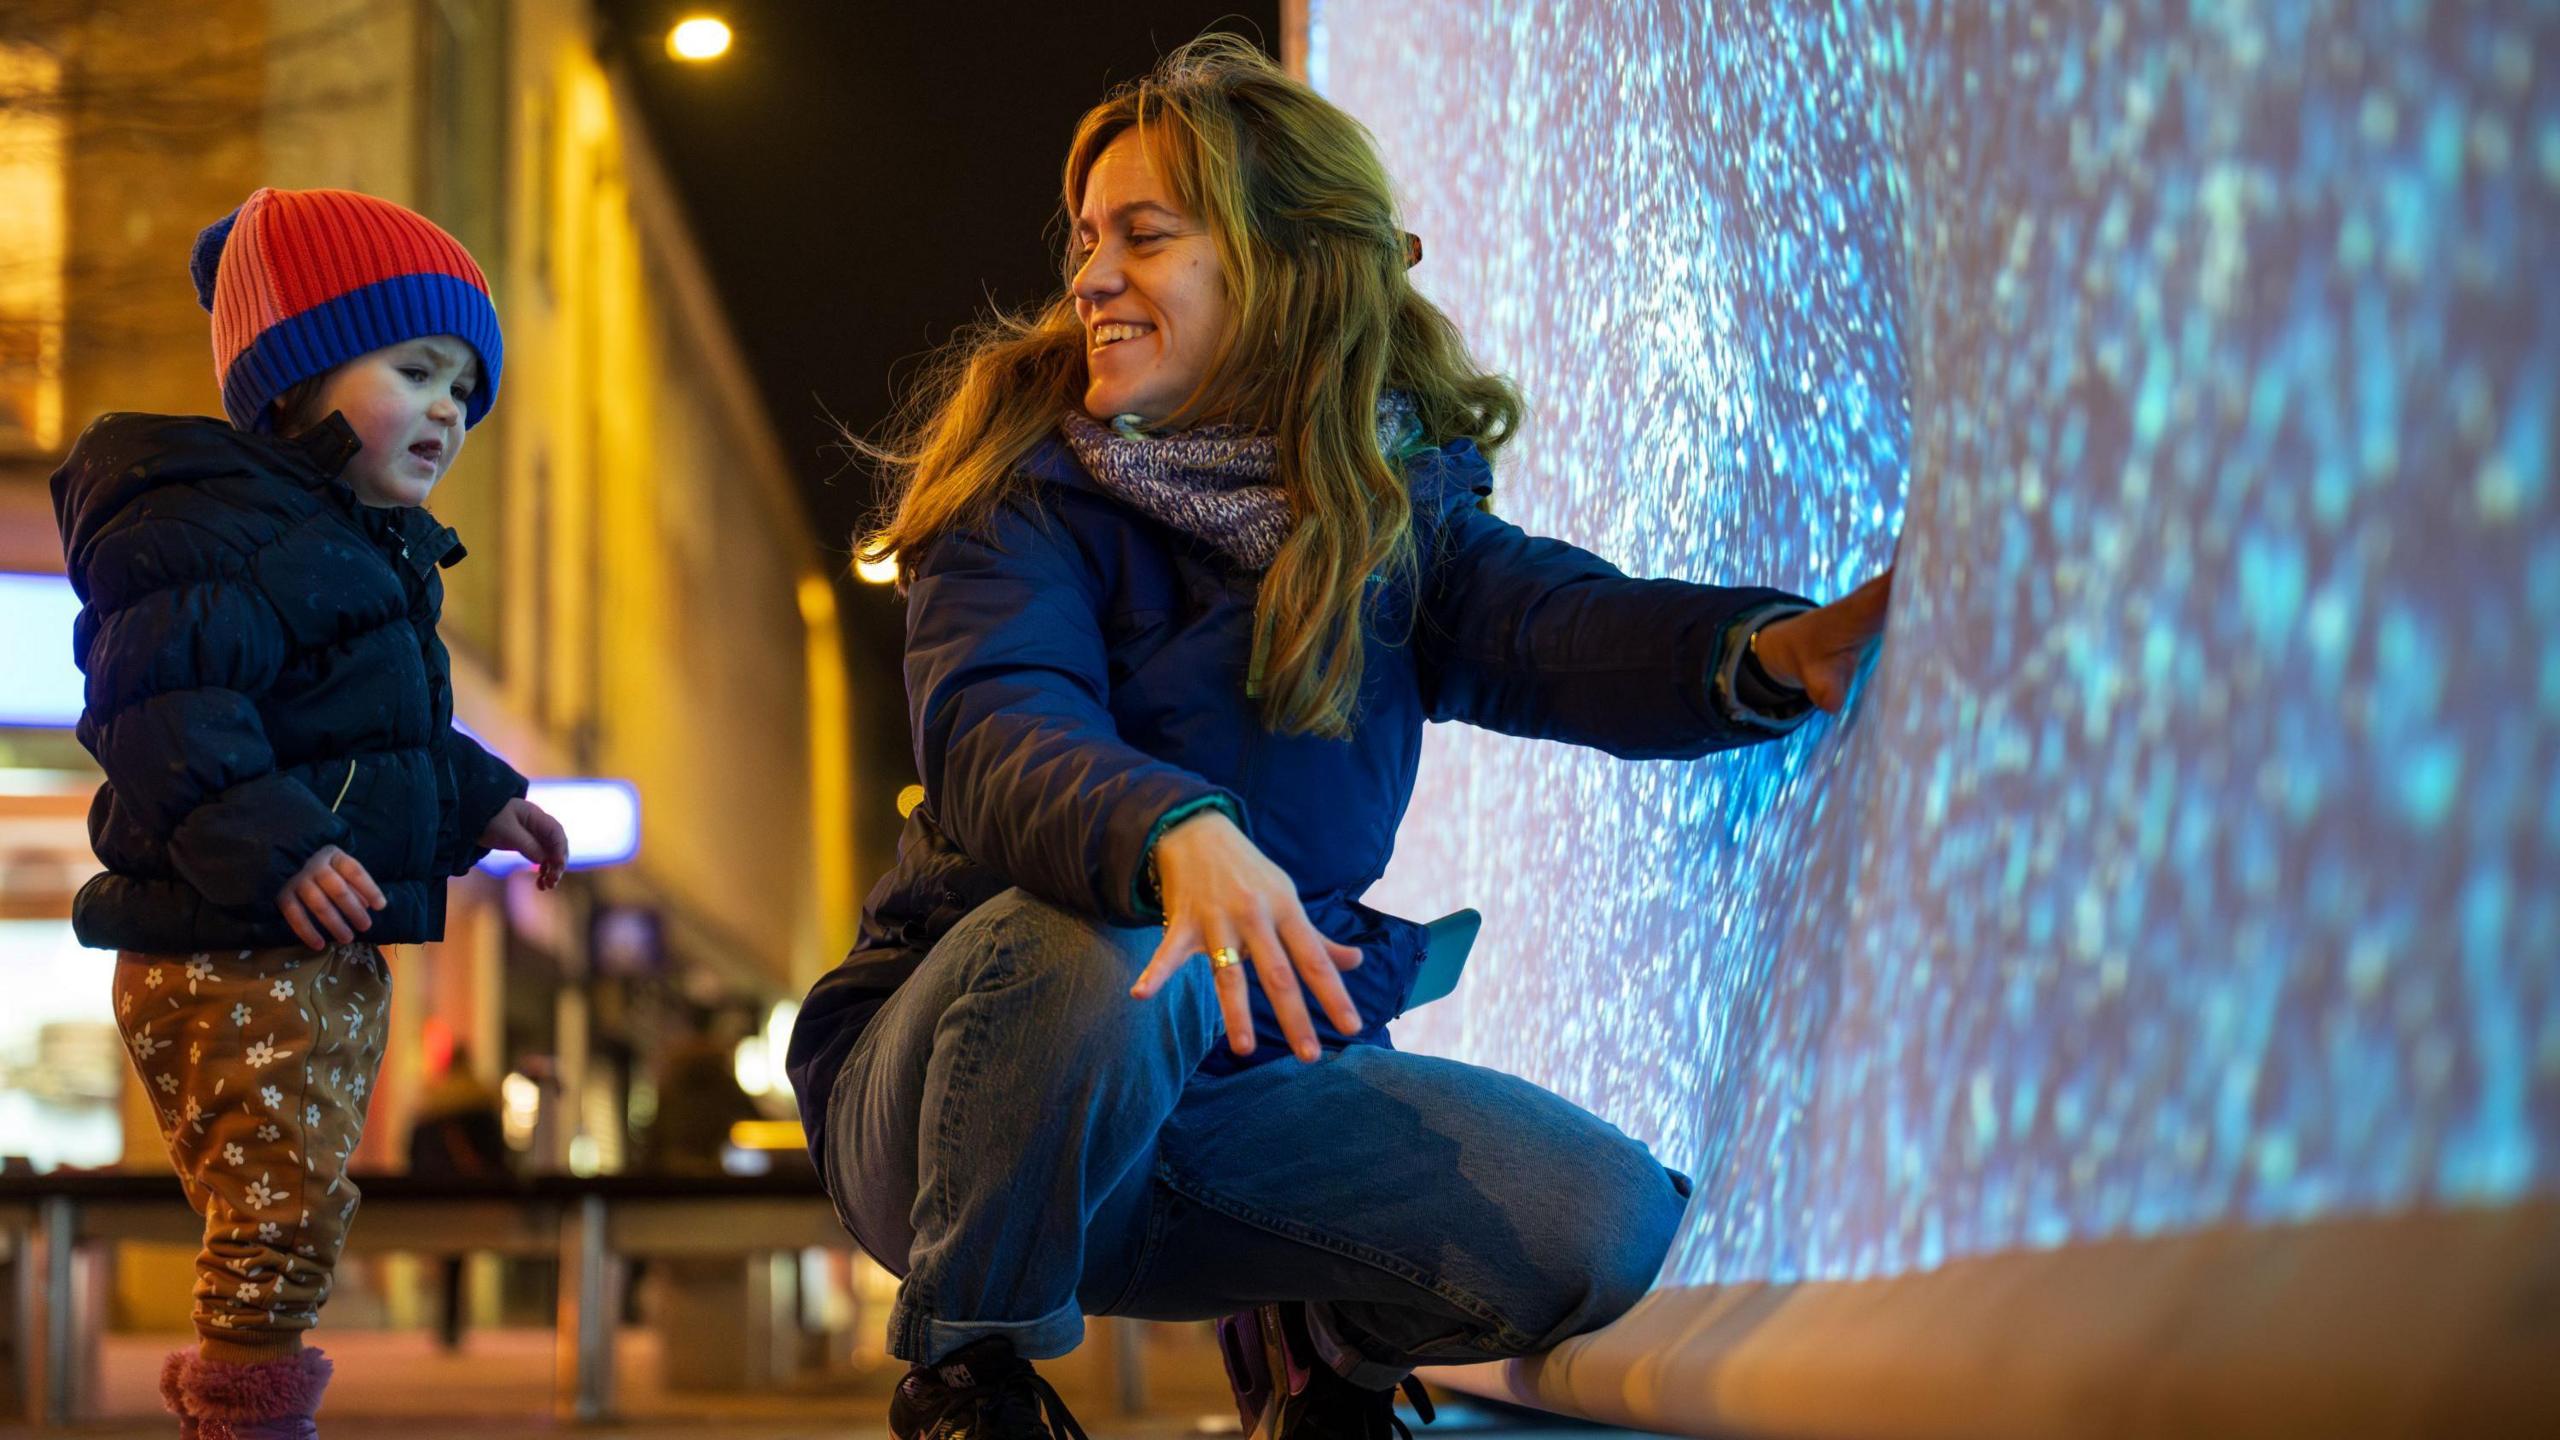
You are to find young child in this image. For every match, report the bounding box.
[49,187,569,1439]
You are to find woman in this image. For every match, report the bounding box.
[786,36,1892,1440]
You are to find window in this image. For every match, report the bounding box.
[419,0,508,665]
[0,42,65,452]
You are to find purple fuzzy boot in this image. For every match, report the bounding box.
[177,1348,332,1440]
[159,1350,200,1438]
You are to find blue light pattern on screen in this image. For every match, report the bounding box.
[1314,0,2560,1285]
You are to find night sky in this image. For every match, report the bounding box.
[600,1,1281,877]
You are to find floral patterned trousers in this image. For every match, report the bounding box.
[113,943,391,1361]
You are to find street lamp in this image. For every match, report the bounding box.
[666,15,732,62]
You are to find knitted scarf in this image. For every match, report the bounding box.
[1058,393,1419,572]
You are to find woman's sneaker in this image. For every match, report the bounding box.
[1217,1302,1436,1440]
[889,1337,1090,1440]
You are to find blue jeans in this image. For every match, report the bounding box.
[821,888,1690,1377]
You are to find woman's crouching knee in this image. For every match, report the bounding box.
[1508,1148,1689,1351]
[940,887,1212,1060]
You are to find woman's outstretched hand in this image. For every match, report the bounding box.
[1750,566,1895,712]
[1130,809,1364,1063]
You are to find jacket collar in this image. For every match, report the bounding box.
[352,494,466,574]
[296,414,467,573]
[1018,433,1103,495]
[287,412,364,482]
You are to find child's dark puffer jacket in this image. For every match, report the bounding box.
[51,410,525,953]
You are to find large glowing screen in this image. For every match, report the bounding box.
[1316,1,2560,1286]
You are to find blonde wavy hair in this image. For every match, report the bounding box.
[863,33,1521,738]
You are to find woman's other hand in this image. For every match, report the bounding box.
[1751,566,1894,712]
[1130,809,1364,1063]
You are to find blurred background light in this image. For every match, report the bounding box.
[477,778,641,873]
[666,15,731,62]
[0,572,83,728]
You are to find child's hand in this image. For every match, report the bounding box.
[278,845,386,950]
[482,797,569,890]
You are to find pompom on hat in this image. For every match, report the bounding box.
[190,187,503,432]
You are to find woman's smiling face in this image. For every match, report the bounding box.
[1071,131,1231,425]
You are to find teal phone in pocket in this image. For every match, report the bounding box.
[1403,908,1481,1009]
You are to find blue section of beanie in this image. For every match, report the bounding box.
[190,208,241,313]
[220,272,506,432]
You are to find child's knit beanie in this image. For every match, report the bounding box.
[189,187,503,432]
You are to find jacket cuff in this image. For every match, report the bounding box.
[1711,603,1817,732]
[1130,793,1246,922]
[444,728,531,876]
[168,774,353,912]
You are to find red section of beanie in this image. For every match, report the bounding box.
[252,187,488,320]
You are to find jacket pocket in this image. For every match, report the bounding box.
[324,757,362,815]
[317,751,423,882]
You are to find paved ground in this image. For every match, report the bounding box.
[20,1327,1658,1439]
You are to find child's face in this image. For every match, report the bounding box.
[295,336,480,507]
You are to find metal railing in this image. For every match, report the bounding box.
[0,1170,849,1427]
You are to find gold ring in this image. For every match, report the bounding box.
[1208,947,1243,971]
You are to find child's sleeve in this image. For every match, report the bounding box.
[441,727,529,875]
[78,576,349,911]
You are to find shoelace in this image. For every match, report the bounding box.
[1323,1373,1437,1440]
[1386,1375,1438,1440]
[968,1368,1090,1440]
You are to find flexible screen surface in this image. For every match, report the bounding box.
[1317,0,2560,1286]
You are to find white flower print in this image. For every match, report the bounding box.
[344,1004,363,1031]
[144,965,165,989]
[221,1142,246,1166]
[130,1028,166,1060]
[185,956,214,993]
[236,1279,263,1302]
[153,1072,177,1094]
[119,991,132,1017]
[244,1036,291,1069]
[189,1042,202,1064]
[257,1222,281,1242]
[182,1096,203,1125]
[242,1174,281,1210]
[350,1072,369,1100]
[268,978,295,1001]
[256,1123,280,1142]
[230,1002,252,1026]
[304,1103,321,1128]
[259,1085,283,1110]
